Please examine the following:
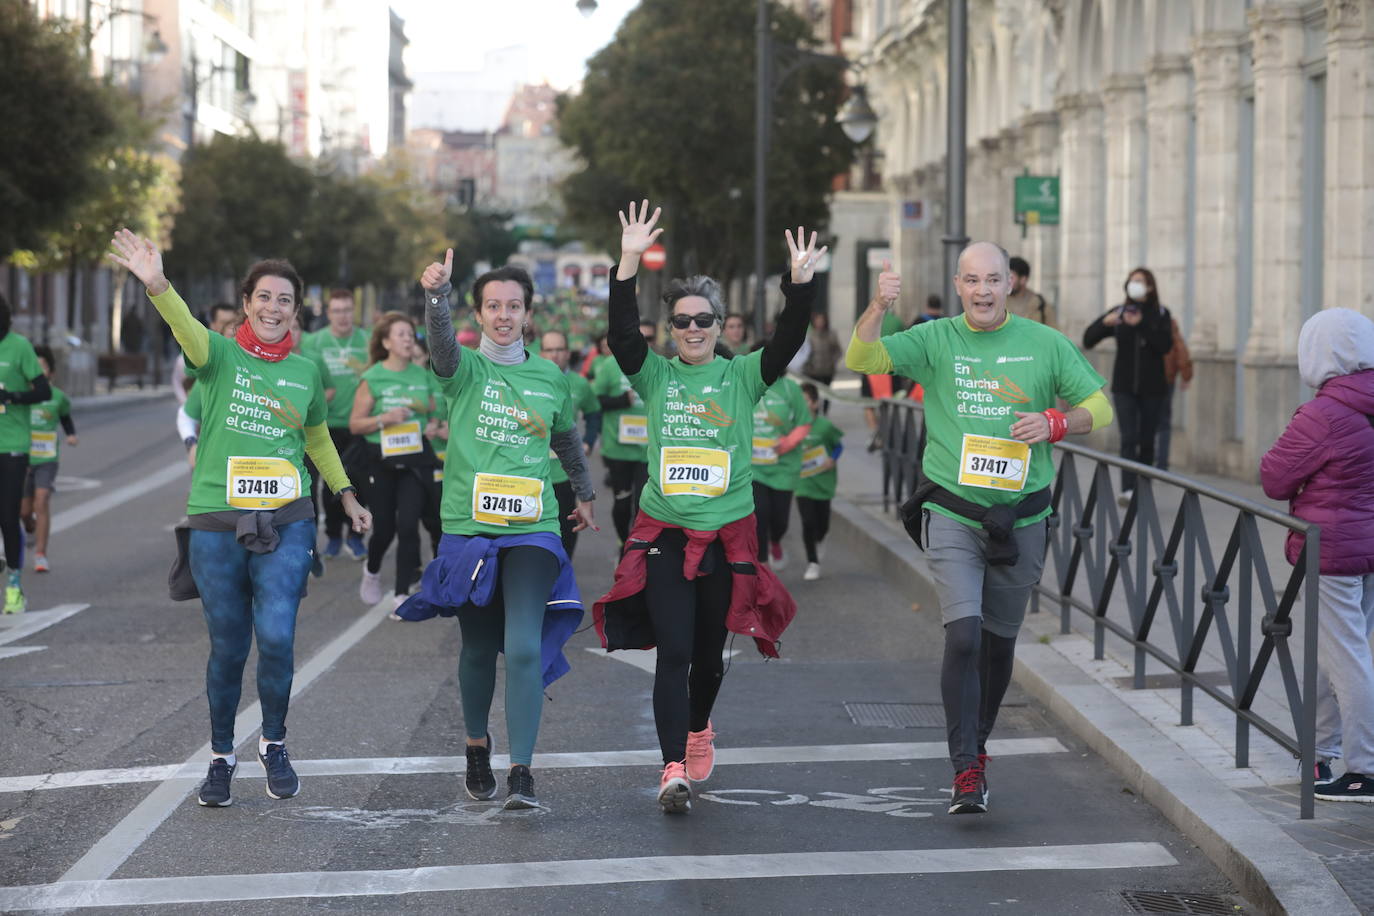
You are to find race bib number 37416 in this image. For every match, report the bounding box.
[472,473,544,526]
[957,434,1031,492]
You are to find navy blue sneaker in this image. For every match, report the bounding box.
[322,536,343,558]
[1316,772,1374,803]
[345,535,367,561]
[503,765,538,810]
[197,758,236,807]
[259,743,300,799]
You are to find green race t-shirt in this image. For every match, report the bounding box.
[437,350,573,536]
[750,376,812,491]
[28,388,71,465]
[628,349,769,529]
[795,414,844,501]
[184,383,203,423]
[359,361,436,447]
[428,376,449,484]
[550,371,599,486]
[302,327,369,428]
[0,333,42,454]
[591,356,648,462]
[882,314,1106,527]
[186,333,327,515]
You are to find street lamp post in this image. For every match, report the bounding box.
[942,0,969,317]
[752,0,876,339]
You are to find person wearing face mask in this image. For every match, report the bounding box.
[593,201,815,814]
[397,251,598,812]
[1082,268,1174,503]
[847,243,1112,816]
[108,229,372,809]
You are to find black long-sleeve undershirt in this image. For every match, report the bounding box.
[606,267,816,384]
[60,414,76,436]
[1,374,51,406]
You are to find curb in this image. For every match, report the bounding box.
[829,495,1359,916]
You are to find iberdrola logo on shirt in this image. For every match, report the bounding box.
[476,380,547,447]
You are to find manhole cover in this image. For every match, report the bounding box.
[844,702,944,728]
[1120,890,1242,914]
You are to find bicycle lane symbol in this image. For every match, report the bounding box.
[698,787,949,818]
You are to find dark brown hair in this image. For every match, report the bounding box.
[327,288,354,304]
[368,311,415,364]
[471,266,534,310]
[1124,266,1161,311]
[240,259,303,312]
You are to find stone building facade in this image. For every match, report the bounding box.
[847,0,1374,479]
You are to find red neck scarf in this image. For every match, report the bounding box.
[236,321,295,362]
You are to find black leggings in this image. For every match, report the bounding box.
[644,528,733,764]
[941,617,1018,772]
[796,496,831,564]
[0,454,27,570]
[553,480,579,558]
[752,482,792,561]
[365,462,427,596]
[606,458,647,545]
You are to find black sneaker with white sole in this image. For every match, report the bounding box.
[948,764,988,815]
[258,743,300,799]
[503,764,538,810]
[465,736,497,801]
[1315,772,1374,803]
[197,758,236,807]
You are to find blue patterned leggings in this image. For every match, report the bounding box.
[189,519,315,754]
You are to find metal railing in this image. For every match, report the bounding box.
[875,397,1323,819]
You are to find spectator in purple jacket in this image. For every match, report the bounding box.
[1261,308,1374,804]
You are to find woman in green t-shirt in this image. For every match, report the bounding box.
[109,228,372,810]
[349,312,440,611]
[749,360,813,570]
[593,201,822,814]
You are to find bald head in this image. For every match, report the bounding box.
[954,241,1013,331]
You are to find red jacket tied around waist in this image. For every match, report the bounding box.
[592,511,797,658]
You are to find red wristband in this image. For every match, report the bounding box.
[1043,408,1068,443]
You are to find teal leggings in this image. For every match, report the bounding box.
[457,546,558,767]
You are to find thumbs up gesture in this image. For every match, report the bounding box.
[876,260,901,308]
[421,248,454,293]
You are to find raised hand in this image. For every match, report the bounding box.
[786,226,829,284]
[108,228,168,295]
[421,248,454,292]
[619,199,663,259]
[875,260,901,308]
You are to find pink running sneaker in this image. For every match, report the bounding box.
[658,761,691,813]
[685,722,717,782]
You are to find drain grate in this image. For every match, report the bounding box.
[1120,890,1242,914]
[844,702,945,728]
[1322,852,1374,914]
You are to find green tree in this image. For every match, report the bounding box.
[557,0,855,286]
[446,206,518,290]
[0,0,120,257]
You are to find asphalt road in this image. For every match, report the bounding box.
[0,394,1249,914]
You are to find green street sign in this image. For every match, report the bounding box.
[1014,175,1060,226]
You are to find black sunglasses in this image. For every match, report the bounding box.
[669,312,717,330]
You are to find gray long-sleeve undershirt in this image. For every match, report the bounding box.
[424,282,595,502]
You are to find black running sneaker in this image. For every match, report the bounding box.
[948,764,988,815]
[258,743,300,799]
[1315,772,1374,803]
[978,752,990,798]
[503,764,538,810]
[465,736,497,801]
[197,758,236,807]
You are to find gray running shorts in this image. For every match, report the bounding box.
[923,508,1048,638]
[25,461,58,497]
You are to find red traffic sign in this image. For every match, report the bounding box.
[642,244,666,271]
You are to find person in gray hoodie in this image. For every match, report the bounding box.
[1261,308,1374,803]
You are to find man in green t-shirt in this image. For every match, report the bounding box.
[540,330,602,557]
[847,242,1114,817]
[301,289,370,559]
[0,294,51,614]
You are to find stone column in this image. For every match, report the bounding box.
[1188,30,1248,476]
[1101,73,1149,303]
[1144,54,1194,317]
[1020,110,1061,311]
[1055,92,1106,338]
[1244,2,1307,472]
[1325,0,1374,313]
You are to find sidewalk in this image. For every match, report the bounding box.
[817,380,1372,916]
[70,385,175,411]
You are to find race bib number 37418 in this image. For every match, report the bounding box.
[226,456,301,509]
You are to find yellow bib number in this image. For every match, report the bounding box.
[380,420,423,458]
[227,456,301,509]
[751,437,779,465]
[799,445,828,478]
[957,434,1031,492]
[472,473,544,526]
[618,414,648,445]
[30,431,57,459]
[660,447,730,497]
[433,449,446,483]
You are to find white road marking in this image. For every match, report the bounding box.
[0,843,1177,910]
[586,646,741,674]
[53,476,101,492]
[0,645,46,660]
[50,462,188,535]
[0,604,90,647]
[0,737,1068,794]
[57,596,397,883]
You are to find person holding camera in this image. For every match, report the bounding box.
[1083,267,1173,502]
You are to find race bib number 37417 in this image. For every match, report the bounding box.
[957,434,1031,492]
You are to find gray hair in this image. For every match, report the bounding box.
[662,275,726,323]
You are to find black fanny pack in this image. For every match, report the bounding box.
[899,473,1052,567]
